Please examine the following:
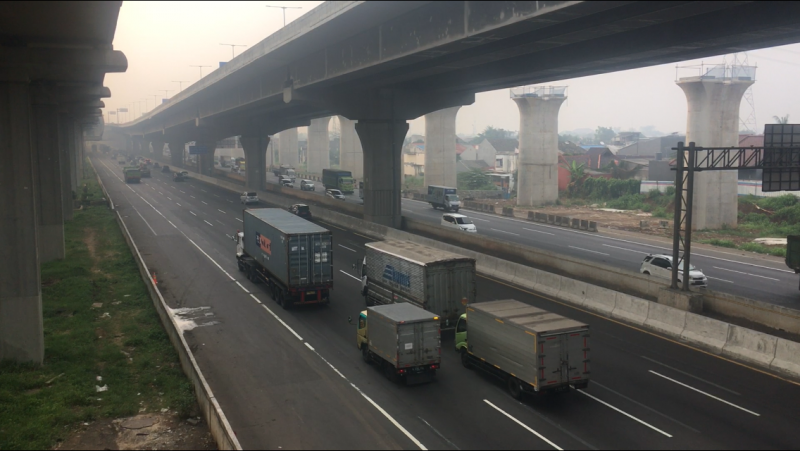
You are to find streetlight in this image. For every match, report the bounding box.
[220,43,247,60]
[158,90,172,102]
[173,80,189,92]
[265,4,303,27]
[190,64,212,80]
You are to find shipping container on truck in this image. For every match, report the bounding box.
[322,169,354,194]
[455,299,590,399]
[359,239,475,329]
[123,167,141,183]
[356,303,441,385]
[235,208,333,309]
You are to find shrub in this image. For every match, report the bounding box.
[652,207,669,218]
[759,194,798,210]
[664,186,676,196]
[741,213,770,224]
[702,239,736,248]
[647,189,661,199]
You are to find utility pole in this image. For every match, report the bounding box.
[173,80,189,92]
[152,94,159,108]
[190,64,211,80]
[220,43,247,60]
[265,4,303,27]
[158,90,172,102]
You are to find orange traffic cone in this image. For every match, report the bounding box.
[152,271,158,286]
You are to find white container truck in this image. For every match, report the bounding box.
[356,303,441,385]
[455,299,590,398]
[358,239,476,329]
[426,185,460,212]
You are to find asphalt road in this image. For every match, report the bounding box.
[263,170,799,308]
[96,154,800,450]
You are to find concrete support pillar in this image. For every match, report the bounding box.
[0,82,44,364]
[424,106,460,188]
[125,135,133,153]
[677,78,753,229]
[57,114,74,221]
[241,135,270,191]
[195,142,216,176]
[71,120,84,185]
[151,139,164,158]
[339,116,363,179]
[307,117,331,174]
[355,120,409,228]
[278,128,298,167]
[168,141,184,167]
[31,92,65,263]
[513,94,566,207]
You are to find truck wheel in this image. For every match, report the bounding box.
[280,292,291,310]
[507,376,523,400]
[383,362,397,383]
[460,348,471,369]
[361,346,370,364]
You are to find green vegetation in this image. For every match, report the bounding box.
[403,176,424,190]
[457,169,497,191]
[0,160,195,450]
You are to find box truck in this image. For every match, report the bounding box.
[356,303,441,384]
[235,208,333,309]
[358,239,475,329]
[455,299,590,398]
[426,185,460,212]
[322,169,354,194]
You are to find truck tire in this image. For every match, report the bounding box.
[279,292,291,310]
[507,376,523,400]
[361,346,370,364]
[460,348,472,369]
[383,362,398,383]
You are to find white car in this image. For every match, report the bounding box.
[326,189,345,201]
[441,213,477,233]
[640,254,707,288]
[240,191,259,204]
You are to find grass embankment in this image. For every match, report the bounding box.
[0,159,195,449]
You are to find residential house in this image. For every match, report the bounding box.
[617,134,685,158]
[557,153,612,191]
[403,146,425,177]
[581,146,616,170]
[612,131,642,147]
[487,137,519,174]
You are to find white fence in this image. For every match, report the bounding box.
[639,180,800,198]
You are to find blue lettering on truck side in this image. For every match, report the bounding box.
[382,265,411,288]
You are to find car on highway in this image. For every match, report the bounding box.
[441,213,477,233]
[280,178,294,188]
[180,170,189,179]
[326,189,345,201]
[241,191,259,204]
[161,165,171,173]
[118,158,126,165]
[172,172,185,182]
[640,254,708,288]
[300,179,315,191]
[289,204,312,220]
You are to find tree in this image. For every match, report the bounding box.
[594,126,616,145]
[457,169,495,190]
[560,160,586,195]
[476,126,515,142]
[774,114,790,124]
[558,133,581,143]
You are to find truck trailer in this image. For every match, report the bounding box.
[357,303,441,385]
[273,164,296,181]
[322,169,354,194]
[359,239,475,329]
[235,208,333,309]
[123,166,142,183]
[426,185,460,212]
[456,299,590,398]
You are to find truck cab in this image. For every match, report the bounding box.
[356,310,368,350]
[454,313,467,352]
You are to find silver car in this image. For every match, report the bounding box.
[640,254,707,288]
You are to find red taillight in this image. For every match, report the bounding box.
[430,364,438,370]
[399,369,406,374]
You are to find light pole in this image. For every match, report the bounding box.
[158,90,172,102]
[190,65,211,80]
[152,94,159,108]
[173,80,189,92]
[265,4,303,27]
[220,43,247,60]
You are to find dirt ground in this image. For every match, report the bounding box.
[54,414,216,451]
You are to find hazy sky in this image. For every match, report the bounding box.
[105,1,800,139]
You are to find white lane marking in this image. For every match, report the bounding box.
[405,199,793,274]
[180,190,186,193]
[235,281,249,293]
[470,217,490,222]
[707,276,734,284]
[151,187,155,191]
[227,200,233,203]
[340,270,361,282]
[569,246,610,256]
[201,189,207,192]
[307,347,427,450]
[260,304,303,341]
[304,342,315,351]
[491,228,520,236]
[189,211,197,216]
[649,371,759,416]
[190,195,196,199]
[640,356,741,396]
[418,417,461,450]
[176,203,182,207]
[235,218,243,222]
[167,197,172,201]
[218,209,226,214]
[158,191,163,195]
[216,219,225,225]
[132,206,157,236]
[167,220,178,229]
[603,244,644,253]
[577,390,672,438]
[712,266,780,281]
[201,201,208,205]
[214,194,220,198]
[523,227,554,236]
[484,400,562,450]
[249,294,261,304]
[204,220,214,227]
[402,209,414,213]
[339,244,357,252]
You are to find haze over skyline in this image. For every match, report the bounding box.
[105,1,800,139]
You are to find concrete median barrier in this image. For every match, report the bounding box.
[644,303,687,337]
[512,265,540,292]
[583,284,617,315]
[537,271,562,298]
[680,314,730,353]
[559,277,587,306]
[612,293,650,325]
[770,339,800,377]
[475,254,498,278]
[494,258,519,283]
[722,325,778,367]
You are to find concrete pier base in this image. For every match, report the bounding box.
[278,128,298,167]
[308,117,331,174]
[339,117,363,179]
[168,141,184,167]
[424,106,460,188]
[31,93,65,263]
[356,120,408,228]
[241,135,270,191]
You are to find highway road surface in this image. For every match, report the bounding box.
[266,171,799,308]
[95,154,800,449]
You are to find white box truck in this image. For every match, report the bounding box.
[455,299,590,398]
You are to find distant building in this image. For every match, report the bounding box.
[403,148,425,177]
[617,134,685,158]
